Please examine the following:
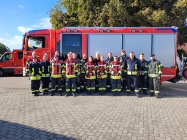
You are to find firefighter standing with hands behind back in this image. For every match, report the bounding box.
[110,56,123,96]
[84,56,97,95]
[97,56,108,95]
[40,53,51,95]
[63,52,79,97]
[50,55,63,96]
[126,52,141,97]
[29,56,42,96]
[147,54,162,98]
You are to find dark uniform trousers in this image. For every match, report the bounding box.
[126,75,139,93]
[51,78,62,92]
[31,80,40,94]
[86,79,95,94]
[148,77,159,95]
[98,78,107,93]
[138,75,147,93]
[122,72,127,91]
[76,75,80,93]
[111,79,121,92]
[66,77,76,95]
[41,77,50,92]
[80,73,86,91]
[106,73,111,92]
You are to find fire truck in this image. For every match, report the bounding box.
[1,27,187,82]
[0,49,23,76]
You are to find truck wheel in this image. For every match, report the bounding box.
[183,68,187,78]
[0,69,4,77]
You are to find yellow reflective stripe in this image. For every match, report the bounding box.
[30,76,41,80]
[110,76,121,79]
[155,91,159,94]
[42,66,44,72]
[85,76,96,79]
[150,90,154,92]
[42,74,50,77]
[51,74,61,78]
[135,89,139,93]
[149,74,158,77]
[66,75,76,78]
[66,89,70,92]
[127,71,137,75]
[126,90,130,92]
[32,68,34,75]
[135,64,137,70]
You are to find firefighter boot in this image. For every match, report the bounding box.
[65,92,70,97]
[91,89,94,95]
[50,90,55,96]
[126,91,130,96]
[155,93,160,99]
[135,92,140,98]
[58,91,62,96]
[72,92,76,97]
[143,89,147,95]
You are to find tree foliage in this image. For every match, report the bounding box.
[0,43,10,55]
[49,0,187,44]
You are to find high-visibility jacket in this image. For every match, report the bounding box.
[80,58,88,74]
[29,62,42,80]
[97,61,108,79]
[139,59,148,75]
[126,58,140,75]
[40,60,50,77]
[63,59,79,78]
[148,59,162,77]
[26,57,40,74]
[119,55,128,73]
[110,61,123,79]
[51,60,63,78]
[84,61,97,79]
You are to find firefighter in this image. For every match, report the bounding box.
[139,53,148,95]
[50,50,65,62]
[26,51,39,76]
[29,56,42,96]
[93,52,100,92]
[126,52,141,97]
[119,50,128,92]
[105,52,114,92]
[84,56,97,95]
[50,55,63,96]
[63,52,79,97]
[73,52,81,94]
[40,53,50,95]
[110,56,123,96]
[80,54,88,92]
[147,54,162,98]
[97,56,108,95]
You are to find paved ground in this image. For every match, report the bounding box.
[0,77,187,140]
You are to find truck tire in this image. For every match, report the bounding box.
[182,68,187,78]
[0,69,4,77]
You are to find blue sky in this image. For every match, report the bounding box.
[0,0,57,50]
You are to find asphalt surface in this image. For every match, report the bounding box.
[0,77,187,140]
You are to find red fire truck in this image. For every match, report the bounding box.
[1,27,187,82]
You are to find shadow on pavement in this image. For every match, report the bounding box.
[0,120,75,140]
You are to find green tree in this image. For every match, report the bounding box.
[0,43,10,55]
[49,0,187,44]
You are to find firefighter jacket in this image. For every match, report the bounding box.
[74,58,81,75]
[40,60,50,77]
[29,62,42,80]
[105,57,114,65]
[51,60,63,78]
[93,58,100,65]
[147,59,162,77]
[119,55,128,73]
[26,57,40,73]
[84,61,97,79]
[97,61,108,79]
[126,58,141,75]
[63,59,79,78]
[139,59,148,76]
[110,61,123,79]
[80,58,88,74]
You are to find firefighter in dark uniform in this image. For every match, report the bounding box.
[84,56,97,95]
[105,52,114,92]
[29,56,42,96]
[110,56,123,96]
[93,52,100,92]
[118,50,128,92]
[73,53,81,94]
[126,52,141,97]
[80,54,88,92]
[50,55,63,96]
[26,51,39,76]
[139,53,148,95]
[97,56,108,95]
[40,53,50,95]
[147,54,162,98]
[63,52,79,97]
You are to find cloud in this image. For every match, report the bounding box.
[32,17,52,29]
[18,26,33,34]
[18,5,24,10]
[0,36,23,50]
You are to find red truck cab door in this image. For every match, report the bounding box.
[0,52,14,76]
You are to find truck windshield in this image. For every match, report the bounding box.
[0,54,12,62]
[27,37,45,51]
